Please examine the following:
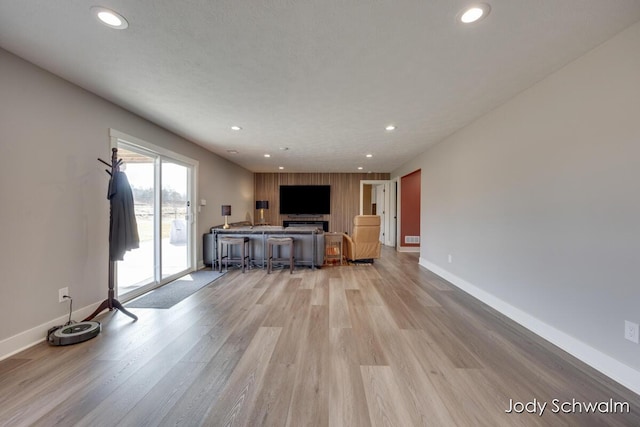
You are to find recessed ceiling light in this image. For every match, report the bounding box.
[366,154,373,158]
[357,166,364,170]
[231,126,242,131]
[264,154,271,158]
[279,166,284,170]
[226,149,239,154]
[459,4,491,24]
[385,125,396,131]
[91,6,129,29]
[279,147,289,151]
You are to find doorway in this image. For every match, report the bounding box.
[110,130,197,301]
[399,170,421,252]
[359,180,396,247]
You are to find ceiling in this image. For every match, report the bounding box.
[1,1,640,173]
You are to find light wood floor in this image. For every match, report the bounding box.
[2,248,639,426]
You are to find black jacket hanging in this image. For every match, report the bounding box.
[108,170,139,261]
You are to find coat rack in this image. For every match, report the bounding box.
[85,148,138,322]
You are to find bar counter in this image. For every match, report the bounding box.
[207,226,325,269]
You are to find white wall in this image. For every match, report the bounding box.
[0,49,253,357]
[393,21,640,392]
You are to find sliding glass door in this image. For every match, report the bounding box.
[161,160,191,279]
[114,134,196,300]
[115,147,156,295]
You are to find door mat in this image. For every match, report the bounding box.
[125,269,225,309]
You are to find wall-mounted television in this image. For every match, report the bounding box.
[279,185,331,215]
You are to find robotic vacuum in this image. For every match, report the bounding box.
[47,321,101,346]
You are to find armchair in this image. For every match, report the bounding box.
[343,215,381,262]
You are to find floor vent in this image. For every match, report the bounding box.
[404,236,420,244]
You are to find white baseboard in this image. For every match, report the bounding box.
[419,257,640,396]
[0,301,102,361]
[397,246,420,253]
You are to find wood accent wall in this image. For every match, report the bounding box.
[254,173,390,234]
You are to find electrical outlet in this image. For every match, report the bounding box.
[58,287,69,303]
[624,320,639,343]
[448,254,453,264]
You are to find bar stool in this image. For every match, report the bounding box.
[218,236,250,273]
[267,237,294,274]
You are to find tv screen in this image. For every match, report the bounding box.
[279,185,331,215]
